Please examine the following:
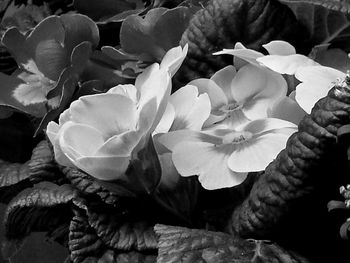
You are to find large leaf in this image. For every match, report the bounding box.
[0,140,62,203]
[2,183,75,259]
[155,224,311,263]
[120,7,194,62]
[279,0,350,47]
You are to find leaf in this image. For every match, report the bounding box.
[2,183,75,258]
[279,0,350,46]
[73,0,144,21]
[154,224,311,263]
[120,7,194,62]
[63,167,120,205]
[0,140,62,203]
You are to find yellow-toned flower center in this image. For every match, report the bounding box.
[222,131,253,144]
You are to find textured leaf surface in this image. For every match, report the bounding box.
[63,167,119,205]
[279,0,350,13]
[0,140,62,203]
[176,0,304,84]
[230,77,350,260]
[155,224,310,263]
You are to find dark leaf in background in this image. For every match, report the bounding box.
[155,224,311,263]
[279,0,350,51]
[120,7,194,62]
[73,0,144,21]
[2,183,75,259]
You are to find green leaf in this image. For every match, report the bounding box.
[155,224,311,263]
[279,0,350,46]
[2,183,75,258]
[120,7,193,62]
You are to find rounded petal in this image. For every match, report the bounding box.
[227,132,292,172]
[172,142,247,190]
[295,66,345,114]
[95,131,141,157]
[154,102,175,134]
[170,85,211,130]
[231,65,287,120]
[76,155,131,181]
[210,65,237,101]
[59,122,105,160]
[69,93,137,138]
[257,54,319,75]
[160,44,188,77]
[262,41,296,55]
[188,78,228,109]
[158,130,222,151]
[108,84,139,102]
[269,95,306,125]
[238,118,297,135]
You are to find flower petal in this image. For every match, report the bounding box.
[188,78,228,109]
[69,93,137,138]
[269,94,306,125]
[170,85,211,130]
[76,155,131,181]
[238,118,297,135]
[231,65,287,120]
[59,122,105,160]
[262,40,296,55]
[210,65,236,102]
[158,130,222,151]
[172,142,247,190]
[154,102,175,134]
[257,54,319,75]
[160,44,188,77]
[227,132,292,172]
[295,66,345,114]
[108,84,139,102]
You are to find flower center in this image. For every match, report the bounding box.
[222,131,253,144]
[218,102,241,113]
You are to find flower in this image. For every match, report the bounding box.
[187,64,288,129]
[294,65,345,114]
[159,118,297,190]
[0,13,99,133]
[47,61,171,180]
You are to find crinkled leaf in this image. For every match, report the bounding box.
[0,140,61,203]
[120,7,193,61]
[279,0,350,47]
[155,224,311,263]
[73,0,144,21]
[63,167,120,205]
[2,183,75,258]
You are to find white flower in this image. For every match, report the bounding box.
[159,118,297,190]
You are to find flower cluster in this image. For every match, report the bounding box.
[47,39,343,191]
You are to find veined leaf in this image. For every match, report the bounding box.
[155,224,311,263]
[2,183,75,259]
[279,0,350,46]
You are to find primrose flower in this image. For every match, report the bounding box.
[0,14,99,118]
[187,64,287,129]
[294,66,345,114]
[47,62,171,181]
[159,118,297,190]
